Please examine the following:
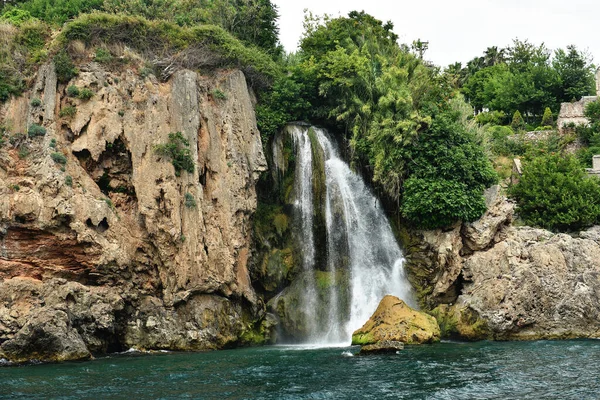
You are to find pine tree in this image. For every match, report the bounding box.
[541,107,553,127]
[511,110,525,131]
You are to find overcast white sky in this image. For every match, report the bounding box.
[272,0,599,68]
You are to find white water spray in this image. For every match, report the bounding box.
[288,125,413,344]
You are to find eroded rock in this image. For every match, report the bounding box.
[358,340,404,355]
[352,295,440,345]
[0,58,267,361]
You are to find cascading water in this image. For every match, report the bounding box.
[286,124,413,345]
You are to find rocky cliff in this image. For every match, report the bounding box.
[0,61,267,362]
[402,185,600,340]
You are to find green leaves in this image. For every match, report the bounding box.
[510,154,600,231]
[154,132,195,177]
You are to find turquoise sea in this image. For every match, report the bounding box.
[1,340,599,399]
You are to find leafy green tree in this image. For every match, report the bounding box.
[400,98,497,229]
[510,154,600,231]
[553,45,596,103]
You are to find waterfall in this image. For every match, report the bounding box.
[287,124,413,344]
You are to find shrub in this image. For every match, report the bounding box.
[0,9,34,26]
[94,47,112,63]
[51,152,67,165]
[18,147,29,159]
[402,178,488,230]
[30,97,41,107]
[511,110,525,131]
[78,88,93,100]
[184,192,196,208]
[509,154,600,231]
[59,105,77,118]
[475,110,506,126]
[541,107,553,126]
[66,85,80,97]
[211,89,227,100]
[49,138,56,148]
[65,175,73,186]
[27,123,46,137]
[154,132,195,176]
[139,66,153,78]
[400,104,498,229]
[54,50,77,83]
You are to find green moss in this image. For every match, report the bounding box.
[429,304,490,341]
[273,213,288,236]
[351,332,375,346]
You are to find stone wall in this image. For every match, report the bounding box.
[557,96,597,132]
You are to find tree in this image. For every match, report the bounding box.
[511,110,525,131]
[400,97,497,229]
[541,107,553,126]
[510,154,600,231]
[483,46,506,67]
[553,45,596,103]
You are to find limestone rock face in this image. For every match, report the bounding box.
[351,295,440,345]
[0,61,266,362]
[402,184,600,341]
[459,226,600,340]
[402,186,513,309]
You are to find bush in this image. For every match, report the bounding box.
[27,123,46,137]
[184,192,196,208]
[66,85,80,97]
[59,105,77,118]
[49,138,56,148]
[511,110,525,131]
[54,51,77,83]
[78,88,93,100]
[30,97,41,107]
[509,154,600,231]
[65,175,73,186]
[94,47,112,63]
[402,178,488,229]
[475,110,506,126]
[400,104,498,229]
[154,132,194,176]
[51,152,67,165]
[541,107,553,126]
[211,89,227,100]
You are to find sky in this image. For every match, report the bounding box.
[272,0,599,68]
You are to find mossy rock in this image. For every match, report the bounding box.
[258,247,295,293]
[429,303,490,341]
[351,295,441,345]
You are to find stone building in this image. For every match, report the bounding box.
[556,67,600,132]
[586,155,600,178]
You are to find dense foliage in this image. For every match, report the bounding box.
[456,41,595,124]
[1,0,281,55]
[257,11,497,229]
[510,154,600,231]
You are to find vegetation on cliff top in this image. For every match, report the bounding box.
[0,0,280,101]
[257,11,497,230]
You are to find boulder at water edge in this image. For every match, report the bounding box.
[352,295,440,346]
[358,340,405,355]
